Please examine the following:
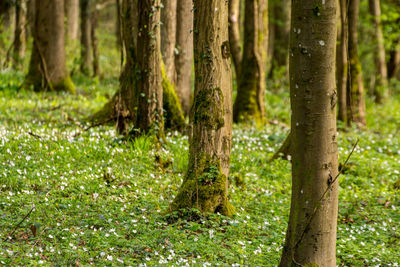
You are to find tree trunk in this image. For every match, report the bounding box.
[229,0,242,79]
[91,6,99,77]
[13,0,26,68]
[337,0,348,123]
[160,0,176,82]
[80,0,92,75]
[171,0,233,216]
[369,0,387,103]
[279,0,338,266]
[65,0,79,40]
[24,0,75,93]
[387,38,400,80]
[174,0,193,115]
[26,0,35,39]
[133,0,164,137]
[233,0,268,124]
[347,0,366,126]
[269,0,290,75]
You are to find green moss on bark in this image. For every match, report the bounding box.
[171,157,234,217]
[193,87,224,129]
[22,75,76,94]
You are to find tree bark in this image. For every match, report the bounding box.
[80,0,92,75]
[65,0,79,40]
[233,0,268,124]
[134,0,164,137]
[279,0,338,266]
[368,0,387,103]
[160,0,176,82]
[172,0,233,216]
[174,0,193,115]
[387,38,400,80]
[91,6,99,77]
[229,0,242,79]
[26,0,35,39]
[24,0,75,93]
[337,0,348,123]
[347,0,366,126]
[13,0,26,68]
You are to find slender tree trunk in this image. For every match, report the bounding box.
[80,0,92,75]
[26,0,35,39]
[13,0,26,68]
[279,0,338,266]
[387,38,400,80]
[229,0,242,79]
[369,0,387,103]
[91,6,99,77]
[337,0,348,123]
[160,0,176,82]
[134,0,164,137]
[172,0,233,216]
[269,0,290,75]
[65,0,79,40]
[233,0,268,124]
[24,0,75,93]
[347,0,366,126]
[174,0,193,115]
[116,0,123,49]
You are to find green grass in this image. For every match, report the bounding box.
[0,69,399,266]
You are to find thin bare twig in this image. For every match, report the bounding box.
[5,206,35,241]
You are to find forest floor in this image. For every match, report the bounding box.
[0,70,399,266]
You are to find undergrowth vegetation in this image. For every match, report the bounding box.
[0,69,399,266]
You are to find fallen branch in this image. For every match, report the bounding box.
[4,206,35,241]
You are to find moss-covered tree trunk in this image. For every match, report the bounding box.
[13,0,26,68]
[233,0,268,124]
[160,0,176,83]
[229,0,242,79]
[368,0,387,103]
[279,0,339,266]
[133,0,164,137]
[80,0,92,75]
[337,0,348,123]
[24,0,75,93]
[171,0,233,216]
[65,0,79,40]
[175,0,193,115]
[347,0,366,126]
[269,0,290,75]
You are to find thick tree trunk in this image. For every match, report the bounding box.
[24,0,75,93]
[134,0,164,137]
[13,0,26,68]
[172,0,233,216]
[347,0,366,126]
[369,0,387,103]
[337,0,348,123]
[269,0,290,75]
[65,0,79,40]
[229,0,242,79]
[160,0,176,82]
[174,0,193,115]
[80,0,92,75]
[279,0,338,266]
[233,0,268,124]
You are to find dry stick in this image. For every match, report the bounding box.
[28,131,42,139]
[5,206,34,241]
[73,116,118,137]
[292,138,359,265]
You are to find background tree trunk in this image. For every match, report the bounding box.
[369,0,387,103]
[229,0,242,79]
[80,0,92,75]
[387,38,400,80]
[134,0,163,137]
[24,0,75,93]
[160,0,176,82]
[172,0,233,216]
[91,6,99,77]
[269,0,290,75]
[26,0,35,39]
[174,0,193,115]
[65,0,79,40]
[337,0,348,123]
[279,0,338,266]
[233,0,268,124]
[13,0,26,68]
[347,0,366,126]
